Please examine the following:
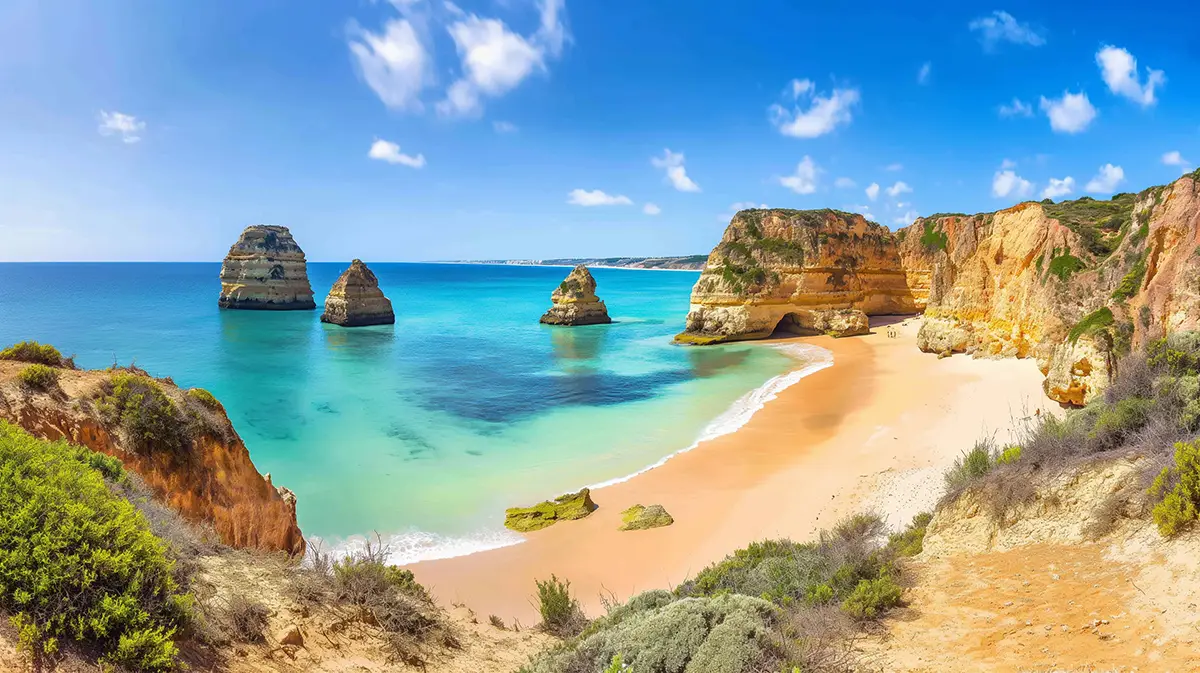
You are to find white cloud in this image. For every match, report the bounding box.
[1096,45,1164,107]
[1041,176,1075,199]
[999,158,1017,170]
[1039,91,1097,134]
[865,182,880,201]
[992,169,1033,199]
[492,120,518,133]
[650,149,701,192]
[834,177,856,189]
[642,203,661,215]
[884,163,903,172]
[368,139,426,168]
[349,18,430,112]
[442,1,465,16]
[436,0,567,117]
[769,78,861,138]
[885,181,912,197]
[97,111,145,143]
[779,156,819,194]
[893,210,919,225]
[846,204,874,218]
[567,189,633,207]
[918,62,931,85]
[998,98,1033,118]
[968,11,1045,50]
[1163,150,1190,172]
[1085,164,1125,194]
[719,202,769,222]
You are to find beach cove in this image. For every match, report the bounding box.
[412,317,1054,623]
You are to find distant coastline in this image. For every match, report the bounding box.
[434,255,708,271]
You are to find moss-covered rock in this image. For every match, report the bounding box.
[505,488,598,532]
[619,504,674,531]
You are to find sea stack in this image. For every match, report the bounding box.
[218,225,316,310]
[540,265,612,326]
[321,259,395,327]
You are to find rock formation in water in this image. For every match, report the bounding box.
[676,209,924,344]
[321,259,395,327]
[504,488,598,532]
[0,359,305,554]
[540,265,612,326]
[218,225,316,310]
[903,170,1200,405]
[619,504,674,531]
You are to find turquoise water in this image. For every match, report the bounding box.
[0,263,824,561]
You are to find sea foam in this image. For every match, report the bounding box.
[321,342,834,565]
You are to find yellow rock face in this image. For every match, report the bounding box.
[321,259,395,327]
[677,209,926,343]
[219,225,316,310]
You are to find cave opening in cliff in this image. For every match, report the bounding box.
[771,313,818,337]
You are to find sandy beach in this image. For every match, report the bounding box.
[409,317,1054,624]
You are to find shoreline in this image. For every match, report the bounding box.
[407,317,1053,624]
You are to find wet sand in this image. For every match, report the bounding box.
[409,318,1052,624]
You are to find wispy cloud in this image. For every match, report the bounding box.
[650,149,700,192]
[769,78,861,138]
[865,183,880,201]
[992,169,1032,199]
[1040,91,1096,134]
[834,177,857,189]
[1163,151,1191,173]
[349,18,430,112]
[97,111,145,144]
[1097,46,1164,107]
[885,181,912,197]
[492,120,518,133]
[1041,176,1075,199]
[1085,164,1125,194]
[918,62,932,85]
[642,203,661,215]
[368,139,426,168]
[968,11,1045,51]
[998,98,1033,118]
[567,189,632,207]
[779,156,819,194]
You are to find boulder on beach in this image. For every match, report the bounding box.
[540,265,612,326]
[321,259,395,327]
[619,504,674,531]
[504,488,598,532]
[218,225,316,310]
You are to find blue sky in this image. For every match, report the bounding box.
[1,0,1197,262]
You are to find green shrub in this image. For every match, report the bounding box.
[97,373,188,453]
[1047,253,1086,282]
[1112,252,1147,301]
[1147,333,1200,376]
[1150,439,1200,537]
[886,512,933,557]
[535,575,586,637]
[17,363,59,390]
[943,441,995,493]
[920,220,948,251]
[0,421,190,671]
[994,445,1022,465]
[1068,307,1114,344]
[841,573,903,620]
[0,341,74,368]
[1088,397,1154,445]
[186,387,222,410]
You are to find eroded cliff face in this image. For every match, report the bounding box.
[540,265,612,326]
[321,259,395,327]
[0,362,305,554]
[676,209,924,344]
[219,225,316,310]
[907,171,1200,405]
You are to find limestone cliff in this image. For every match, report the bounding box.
[219,225,316,310]
[540,265,612,326]
[906,171,1200,405]
[321,259,395,327]
[0,361,305,554]
[676,209,923,344]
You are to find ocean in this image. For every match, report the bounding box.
[0,262,831,562]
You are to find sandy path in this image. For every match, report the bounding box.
[409,319,1052,624]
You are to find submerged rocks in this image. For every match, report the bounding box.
[321,259,395,327]
[540,265,612,326]
[504,488,597,532]
[619,504,674,531]
[218,225,316,310]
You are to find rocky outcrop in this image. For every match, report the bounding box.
[619,504,674,531]
[219,225,316,310]
[504,488,597,532]
[0,361,305,554]
[540,266,612,326]
[676,209,924,344]
[905,170,1200,405]
[321,259,395,327]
